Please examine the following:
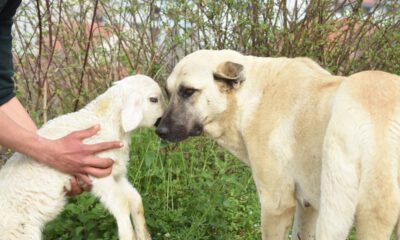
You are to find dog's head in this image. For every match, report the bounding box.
[156,50,245,142]
[114,75,164,132]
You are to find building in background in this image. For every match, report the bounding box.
[336,0,400,15]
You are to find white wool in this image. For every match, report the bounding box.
[0,74,162,240]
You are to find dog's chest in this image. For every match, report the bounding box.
[294,174,321,209]
[216,136,249,163]
[207,122,249,163]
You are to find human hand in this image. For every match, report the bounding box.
[65,174,92,196]
[39,125,123,195]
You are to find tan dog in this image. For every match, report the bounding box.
[155,49,400,240]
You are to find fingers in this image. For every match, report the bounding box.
[73,125,101,140]
[82,156,114,169]
[86,141,123,154]
[84,165,113,178]
[71,125,123,153]
[76,173,92,191]
[60,125,121,179]
[65,176,84,196]
[64,175,92,197]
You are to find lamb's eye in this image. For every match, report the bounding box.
[149,97,158,103]
[179,87,196,99]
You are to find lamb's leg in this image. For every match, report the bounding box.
[92,177,135,240]
[120,177,151,240]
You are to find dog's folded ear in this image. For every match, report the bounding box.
[121,92,144,132]
[213,61,245,89]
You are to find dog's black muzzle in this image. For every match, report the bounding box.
[156,119,203,143]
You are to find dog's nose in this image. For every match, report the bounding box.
[154,118,161,127]
[156,125,169,138]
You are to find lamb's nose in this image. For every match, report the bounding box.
[156,125,169,138]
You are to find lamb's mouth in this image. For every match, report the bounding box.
[154,117,162,127]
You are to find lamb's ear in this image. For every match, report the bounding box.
[213,61,245,89]
[121,92,143,132]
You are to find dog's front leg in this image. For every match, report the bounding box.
[252,163,296,240]
[292,202,318,240]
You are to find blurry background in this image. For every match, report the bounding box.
[7,0,400,239]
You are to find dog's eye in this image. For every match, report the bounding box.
[179,87,196,99]
[149,97,158,103]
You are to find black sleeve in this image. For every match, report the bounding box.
[0,0,22,106]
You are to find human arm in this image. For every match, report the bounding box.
[0,0,124,194]
[0,97,123,193]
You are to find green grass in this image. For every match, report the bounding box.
[43,129,261,239]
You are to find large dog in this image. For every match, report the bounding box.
[155,49,400,240]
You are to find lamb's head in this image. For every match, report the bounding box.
[115,75,164,132]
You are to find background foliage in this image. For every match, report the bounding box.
[10,0,400,239]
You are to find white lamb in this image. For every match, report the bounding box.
[0,75,164,240]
